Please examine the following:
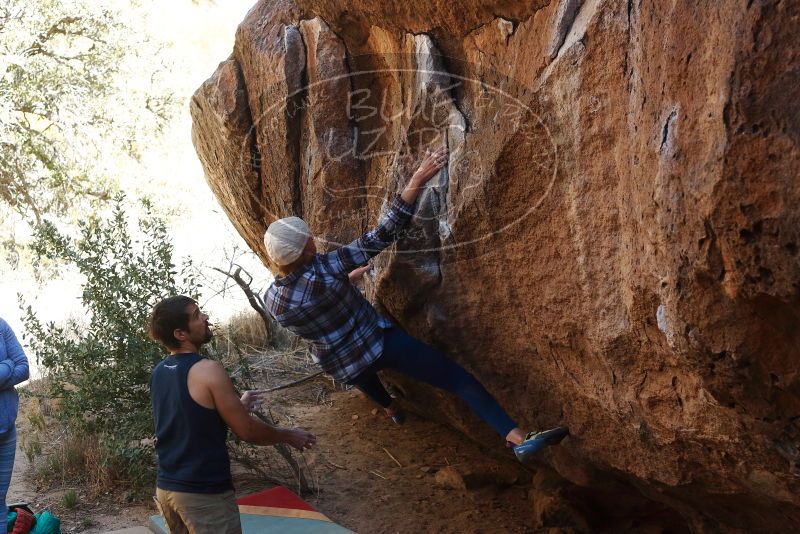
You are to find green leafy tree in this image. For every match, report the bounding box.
[0,0,175,224]
[21,198,198,481]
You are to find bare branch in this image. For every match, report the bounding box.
[211,264,272,345]
[253,410,311,494]
[254,371,324,394]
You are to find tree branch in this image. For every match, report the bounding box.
[211,265,272,345]
[253,411,311,494]
[254,371,324,394]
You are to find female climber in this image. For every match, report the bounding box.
[262,146,568,462]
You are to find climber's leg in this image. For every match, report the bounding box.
[350,369,393,408]
[378,327,518,439]
[348,367,405,424]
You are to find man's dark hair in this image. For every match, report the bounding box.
[149,296,196,349]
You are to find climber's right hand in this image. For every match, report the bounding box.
[410,146,448,186]
[348,264,371,283]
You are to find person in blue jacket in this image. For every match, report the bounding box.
[0,317,30,528]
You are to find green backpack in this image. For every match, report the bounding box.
[29,511,61,534]
[6,506,61,534]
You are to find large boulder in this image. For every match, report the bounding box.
[191,0,800,530]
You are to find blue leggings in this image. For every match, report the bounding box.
[349,328,517,438]
[0,427,16,529]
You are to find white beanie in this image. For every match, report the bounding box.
[264,217,311,265]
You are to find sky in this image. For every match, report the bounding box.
[0,0,269,376]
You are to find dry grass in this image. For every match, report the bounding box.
[219,310,269,349]
[18,379,152,501]
[217,308,299,352]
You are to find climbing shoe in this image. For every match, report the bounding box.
[385,407,406,425]
[390,411,406,425]
[513,426,569,463]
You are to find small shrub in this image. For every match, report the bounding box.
[63,489,78,509]
[42,452,64,477]
[64,440,88,477]
[22,437,41,462]
[28,411,45,431]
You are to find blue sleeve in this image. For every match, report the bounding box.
[0,319,30,389]
[317,195,416,276]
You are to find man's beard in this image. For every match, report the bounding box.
[203,325,213,344]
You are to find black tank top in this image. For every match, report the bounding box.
[150,353,232,493]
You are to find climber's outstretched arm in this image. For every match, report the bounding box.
[318,147,448,276]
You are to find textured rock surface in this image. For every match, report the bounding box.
[191,0,800,530]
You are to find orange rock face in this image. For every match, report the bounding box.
[191,0,800,529]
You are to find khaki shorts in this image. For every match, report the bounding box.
[155,487,242,534]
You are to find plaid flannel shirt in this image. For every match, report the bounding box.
[265,195,416,382]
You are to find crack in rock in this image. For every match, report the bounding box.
[545,0,583,61]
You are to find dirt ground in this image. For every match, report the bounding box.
[248,387,536,533]
[9,380,538,533]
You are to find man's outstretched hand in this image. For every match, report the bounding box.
[241,390,265,413]
[283,427,317,451]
